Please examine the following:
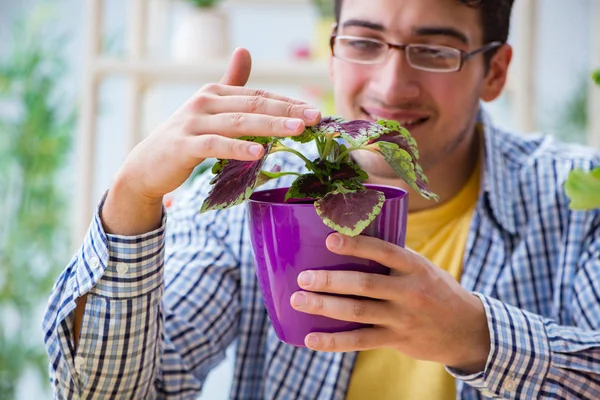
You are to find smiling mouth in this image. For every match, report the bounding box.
[361,108,430,130]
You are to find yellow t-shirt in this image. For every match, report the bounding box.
[346,161,481,400]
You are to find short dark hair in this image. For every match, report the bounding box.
[333,0,514,66]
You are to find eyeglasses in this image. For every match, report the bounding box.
[330,34,503,73]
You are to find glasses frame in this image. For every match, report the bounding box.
[329,33,503,73]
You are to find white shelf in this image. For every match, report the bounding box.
[95,58,331,87]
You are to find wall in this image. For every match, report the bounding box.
[0,0,595,399]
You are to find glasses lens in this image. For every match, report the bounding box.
[407,45,461,71]
[334,37,387,64]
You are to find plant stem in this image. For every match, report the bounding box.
[337,145,378,162]
[322,133,332,160]
[268,171,303,178]
[270,144,318,172]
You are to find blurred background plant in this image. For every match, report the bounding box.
[188,0,221,8]
[0,6,76,399]
[554,77,588,144]
[312,0,335,19]
[564,69,600,211]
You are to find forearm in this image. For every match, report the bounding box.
[101,171,164,236]
[448,294,600,399]
[44,193,169,397]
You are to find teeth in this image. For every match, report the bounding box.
[398,119,419,126]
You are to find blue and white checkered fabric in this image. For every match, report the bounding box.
[43,110,600,399]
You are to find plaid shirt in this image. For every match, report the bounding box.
[44,110,600,399]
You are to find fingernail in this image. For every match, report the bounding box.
[248,144,263,156]
[305,335,319,348]
[285,119,302,131]
[298,271,314,287]
[303,109,320,120]
[291,292,307,307]
[326,234,341,249]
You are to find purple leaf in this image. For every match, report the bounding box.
[200,143,272,212]
[315,189,385,236]
[292,116,346,143]
[285,173,330,201]
[339,120,387,147]
[331,162,368,183]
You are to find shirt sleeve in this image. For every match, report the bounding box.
[446,219,600,399]
[43,178,241,399]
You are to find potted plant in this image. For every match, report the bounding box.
[171,0,229,62]
[565,70,600,210]
[200,117,437,346]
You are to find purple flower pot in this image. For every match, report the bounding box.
[247,184,408,347]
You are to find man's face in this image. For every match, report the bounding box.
[331,0,495,178]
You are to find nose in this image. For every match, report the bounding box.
[368,49,421,102]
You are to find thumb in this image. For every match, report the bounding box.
[219,47,252,87]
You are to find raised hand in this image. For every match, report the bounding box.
[101,48,321,235]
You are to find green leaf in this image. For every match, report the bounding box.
[255,165,291,188]
[564,167,600,210]
[315,188,385,236]
[375,141,438,200]
[290,126,318,143]
[593,70,600,86]
[375,120,420,159]
[238,135,276,145]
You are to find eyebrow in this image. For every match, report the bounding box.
[413,27,469,45]
[340,19,469,45]
[341,19,385,32]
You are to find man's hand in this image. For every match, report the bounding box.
[290,233,491,374]
[101,47,322,235]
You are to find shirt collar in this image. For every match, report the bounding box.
[478,108,520,235]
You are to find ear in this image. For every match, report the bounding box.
[481,44,513,102]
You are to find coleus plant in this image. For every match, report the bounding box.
[200,117,438,236]
[564,69,600,211]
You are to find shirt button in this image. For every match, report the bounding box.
[503,377,516,392]
[74,356,85,374]
[89,256,100,268]
[116,263,129,276]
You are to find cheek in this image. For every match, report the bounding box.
[426,74,481,125]
[332,62,370,113]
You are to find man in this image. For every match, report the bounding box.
[44,0,600,398]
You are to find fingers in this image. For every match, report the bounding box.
[303,327,390,352]
[296,270,397,300]
[290,291,392,325]
[205,95,321,125]
[187,135,265,162]
[188,113,308,138]
[326,234,417,274]
[219,48,252,86]
[210,85,308,106]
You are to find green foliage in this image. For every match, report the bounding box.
[0,9,75,398]
[565,168,600,210]
[312,0,335,18]
[564,69,600,211]
[188,0,221,8]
